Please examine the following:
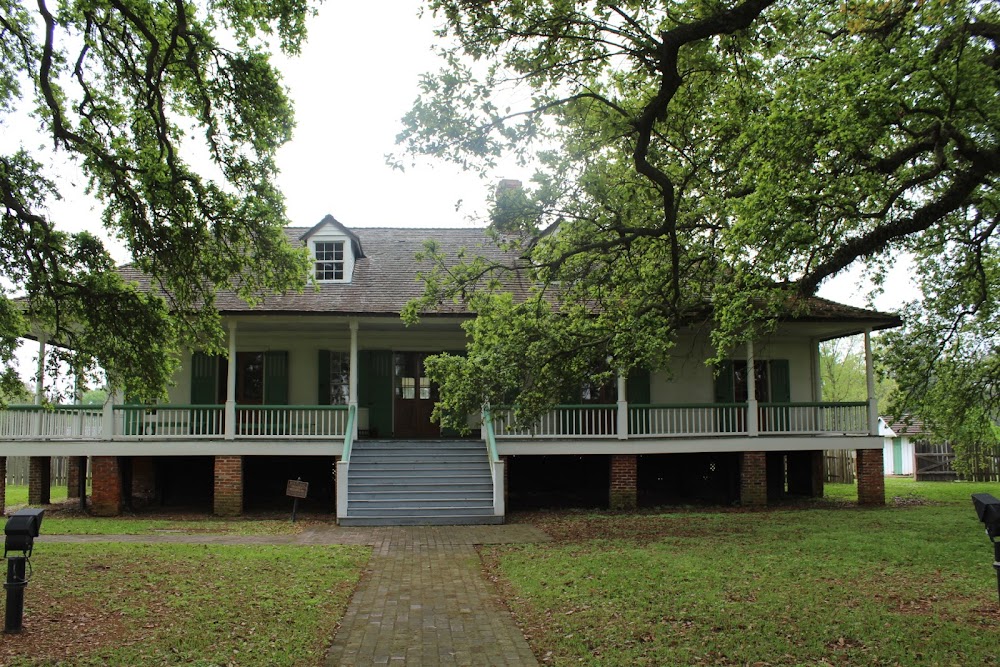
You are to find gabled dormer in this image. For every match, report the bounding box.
[300,215,365,283]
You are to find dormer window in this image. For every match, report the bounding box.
[315,241,345,281]
[301,214,364,284]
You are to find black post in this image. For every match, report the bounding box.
[994,540,1000,606]
[4,557,27,634]
[77,456,88,511]
[291,497,299,523]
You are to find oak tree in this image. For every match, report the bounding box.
[397,0,1000,428]
[0,0,313,401]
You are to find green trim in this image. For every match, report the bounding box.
[110,404,346,411]
[343,404,357,462]
[629,403,747,409]
[1,404,103,411]
[236,405,348,411]
[759,402,866,408]
[483,408,500,463]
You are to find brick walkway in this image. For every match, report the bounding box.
[324,526,543,666]
[45,524,547,666]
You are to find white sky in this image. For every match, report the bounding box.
[12,0,917,384]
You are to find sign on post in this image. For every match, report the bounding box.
[286,479,309,499]
[286,478,309,523]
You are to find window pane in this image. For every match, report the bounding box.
[314,241,345,281]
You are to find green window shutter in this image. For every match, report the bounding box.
[191,352,218,404]
[317,350,331,405]
[626,368,651,404]
[359,350,393,437]
[714,360,734,403]
[264,351,289,405]
[769,359,791,403]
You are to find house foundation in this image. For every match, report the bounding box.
[787,450,824,497]
[28,456,51,505]
[740,451,767,506]
[609,454,637,510]
[131,457,157,507]
[856,448,885,505]
[67,456,82,499]
[91,456,124,516]
[213,455,244,516]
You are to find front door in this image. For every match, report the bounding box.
[393,352,440,438]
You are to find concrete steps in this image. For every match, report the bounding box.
[339,439,502,526]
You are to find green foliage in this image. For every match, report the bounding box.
[398,1,1000,425]
[879,206,1000,473]
[820,337,896,404]
[0,0,313,402]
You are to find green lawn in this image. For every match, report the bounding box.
[0,543,369,666]
[4,484,68,507]
[494,478,1000,666]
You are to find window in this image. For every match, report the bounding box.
[327,351,350,404]
[315,241,345,281]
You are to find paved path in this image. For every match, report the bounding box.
[324,526,543,666]
[45,524,547,666]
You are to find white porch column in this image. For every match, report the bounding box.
[102,387,122,439]
[349,319,359,440]
[746,340,758,436]
[864,327,878,436]
[72,369,84,437]
[33,336,47,436]
[811,337,822,402]
[616,372,628,439]
[225,321,237,440]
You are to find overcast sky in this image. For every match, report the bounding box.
[12,1,916,384]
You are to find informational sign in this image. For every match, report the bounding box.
[286,479,309,499]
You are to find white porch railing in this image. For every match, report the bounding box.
[0,405,103,439]
[491,404,618,438]
[628,403,747,436]
[757,402,868,435]
[492,401,870,439]
[0,401,868,442]
[0,404,349,440]
[234,405,350,439]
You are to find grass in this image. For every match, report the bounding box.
[492,478,1000,666]
[5,484,68,508]
[0,543,369,666]
[825,476,1000,505]
[4,484,302,535]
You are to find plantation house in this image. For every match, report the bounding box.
[0,216,898,524]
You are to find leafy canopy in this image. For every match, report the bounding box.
[397,0,1000,429]
[0,0,314,402]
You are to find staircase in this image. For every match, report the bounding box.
[339,440,502,526]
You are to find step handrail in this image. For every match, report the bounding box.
[483,407,505,518]
[342,404,358,462]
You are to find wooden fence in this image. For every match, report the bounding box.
[915,442,1000,482]
[5,456,90,486]
[824,450,855,484]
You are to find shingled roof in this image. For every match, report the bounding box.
[119,226,525,316]
[116,222,902,329]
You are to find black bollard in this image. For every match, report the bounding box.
[4,557,27,634]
